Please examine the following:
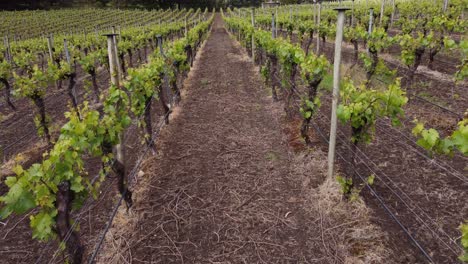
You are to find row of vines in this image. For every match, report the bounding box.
[0,7,214,263]
[223,0,467,262]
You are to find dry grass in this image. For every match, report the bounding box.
[0,141,47,179]
[290,149,391,264]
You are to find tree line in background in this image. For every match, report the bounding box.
[0,0,305,10]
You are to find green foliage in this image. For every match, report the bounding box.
[454,40,468,82]
[0,11,215,247]
[398,33,429,67]
[48,61,73,81]
[367,27,393,52]
[412,118,468,156]
[344,25,366,43]
[300,53,329,81]
[0,104,106,240]
[299,53,329,120]
[337,174,375,201]
[461,222,468,262]
[300,97,320,119]
[124,56,164,126]
[261,65,269,81]
[337,175,353,195]
[13,64,50,98]
[79,50,106,74]
[0,59,12,80]
[337,78,407,144]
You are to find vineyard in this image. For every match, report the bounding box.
[0,0,467,263]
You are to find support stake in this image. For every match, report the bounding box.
[316,1,322,54]
[111,27,122,82]
[327,8,349,180]
[379,0,386,25]
[390,0,395,27]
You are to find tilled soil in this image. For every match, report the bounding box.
[94,15,391,263]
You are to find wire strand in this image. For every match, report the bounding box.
[309,119,434,263]
[317,112,463,255]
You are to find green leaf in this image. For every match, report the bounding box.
[30,211,55,240]
[12,165,24,176]
[0,178,35,217]
[422,128,440,148]
[412,122,425,136]
[367,174,375,185]
[460,222,468,261]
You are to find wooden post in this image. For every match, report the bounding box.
[111,26,122,82]
[390,0,395,27]
[104,33,132,209]
[368,8,374,34]
[157,36,172,108]
[46,35,59,89]
[4,36,11,62]
[367,8,374,54]
[379,0,386,25]
[63,39,71,64]
[104,34,120,149]
[316,1,322,54]
[105,34,119,87]
[352,0,355,26]
[314,1,317,24]
[328,8,348,180]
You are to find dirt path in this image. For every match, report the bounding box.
[98,14,319,263]
[90,15,385,263]
[95,15,397,264]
